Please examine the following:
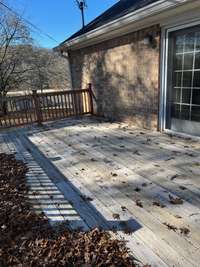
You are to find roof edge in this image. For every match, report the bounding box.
[56,0,191,51]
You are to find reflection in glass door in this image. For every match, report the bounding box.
[166,26,200,136]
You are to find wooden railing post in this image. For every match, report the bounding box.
[32,89,43,126]
[88,83,94,115]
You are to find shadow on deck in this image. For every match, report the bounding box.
[9,129,142,234]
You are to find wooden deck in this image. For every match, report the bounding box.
[1,117,200,267]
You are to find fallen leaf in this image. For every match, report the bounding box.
[134,187,141,192]
[180,227,190,235]
[154,164,160,168]
[170,174,179,180]
[163,222,178,232]
[112,213,120,220]
[152,201,166,208]
[90,158,97,162]
[174,215,182,219]
[133,150,141,155]
[169,195,183,205]
[80,195,93,202]
[179,186,186,190]
[135,200,143,208]
[165,157,175,161]
[141,183,147,187]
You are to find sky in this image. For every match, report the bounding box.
[7,0,118,48]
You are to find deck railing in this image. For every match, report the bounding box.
[0,84,94,128]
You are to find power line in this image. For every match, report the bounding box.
[0,1,59,44]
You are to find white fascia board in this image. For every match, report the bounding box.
[60,0,191,50]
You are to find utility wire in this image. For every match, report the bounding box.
[0,1,59,44]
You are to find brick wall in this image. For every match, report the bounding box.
[68,25,161,129]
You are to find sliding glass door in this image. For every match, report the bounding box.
[166,25,200,136]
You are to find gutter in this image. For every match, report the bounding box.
[59,0,191,50]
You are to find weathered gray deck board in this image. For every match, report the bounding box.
[26,119,200,267]
[58,122,200,190]
[16,132,167,267]
[29,129,200,266]
[1,117,200,267]
[41,126,200,231]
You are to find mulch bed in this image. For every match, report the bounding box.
[0,153,140,267]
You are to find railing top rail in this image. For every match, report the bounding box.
[6,95,34,100]
[5,89,90,99]
[36,88,89,97]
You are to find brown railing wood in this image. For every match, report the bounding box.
[32,89,42,126]
[0,87,93,128]
[88,83,94,115]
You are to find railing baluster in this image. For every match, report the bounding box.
[61,94,66,117]
[42,94,48,122]
[67,93,72,116]
[77,91,81,115]
[63,92,69,116]
[15,98,21,126]
[58,93,64,118]
[80,91,83,114]
[23,97,29,124]
[46,94,51,121]
[30,95,34,123]
[52,93,57,119]
[49,94,52,120]
[83,91,87,113]
[6,98,12,127]
[72,91,76,116]
[0,87,93,129]
[49,95,53,120]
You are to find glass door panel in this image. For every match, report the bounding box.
[166,26,200,136]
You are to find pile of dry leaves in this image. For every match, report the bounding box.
[0,153,139,267]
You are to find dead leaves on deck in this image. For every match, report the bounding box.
[163,222,190,236]
[112,213,120,220]
[80,194,93,202]
[152,201,166,208]
[0,153,139,267]
[135,199,143,208]
[168,194,183,205]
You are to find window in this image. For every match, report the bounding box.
[170,28,200,122]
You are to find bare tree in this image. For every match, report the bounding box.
[24,46,71,93]
[26,47,52,92]
[0,3,32,113]
[0,3,71,115]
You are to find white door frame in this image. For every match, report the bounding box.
[159,19,200,135]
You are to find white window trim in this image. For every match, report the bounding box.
[159,19,200,135]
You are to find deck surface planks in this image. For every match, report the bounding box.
[27,118,200,267]
[1,117,200,267]
[28,129,200,264]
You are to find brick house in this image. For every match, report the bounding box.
[57,0,200,137]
